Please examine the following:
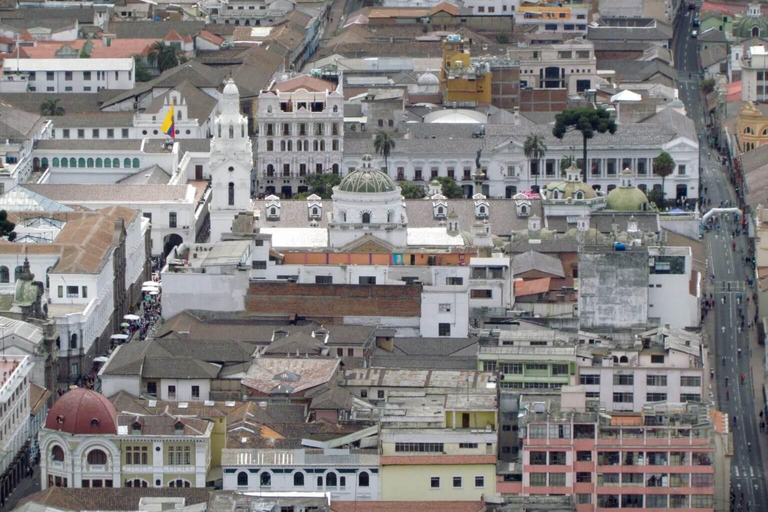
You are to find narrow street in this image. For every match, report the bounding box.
[675,4,768,509]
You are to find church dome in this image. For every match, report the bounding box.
[734,8,768,39]
[223,78,239,96]
[606,169,650,211]
[544,164,597,200]
[418,72,439,85]
[45,388,118,435]
[338,155,396,193]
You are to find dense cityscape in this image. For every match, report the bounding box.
[0,0,761,510]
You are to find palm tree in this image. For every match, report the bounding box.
[523,134,547,191]
[147,42,186,73]
[373,131,396,172]
[40,99,65,116]
[652,151,676,209]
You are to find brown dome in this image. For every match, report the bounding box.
[45,388,117,435]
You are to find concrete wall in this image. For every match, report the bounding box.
[578,250,649,329]
[162,271,249,319]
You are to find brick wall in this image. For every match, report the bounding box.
[519,88,568,112]
[245,282,422,319]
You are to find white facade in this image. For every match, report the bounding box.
[0,356,33,478]
[202,0,295,25]
[255,85,344,197]
[2,58,135,93]
[515,5,590,34]
[133,89,215,140]
[0,119,52,194]
[344,125,700,200]
[329,186,407,248]
[468,256,514,314]
[741,45,768,102]
[209,80,253,243]
[222,448,380,501]
[509,39,600,96]
[648,246,700,329]
[464,0,521,15]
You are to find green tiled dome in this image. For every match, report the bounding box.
[338,156,396,193]
[606,186,650,211]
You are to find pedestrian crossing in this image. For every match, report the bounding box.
[714,280,747,293]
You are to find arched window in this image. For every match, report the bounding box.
[241,125,245,137]
[228,182,235,206]
[293,472,305,486]
[359,472,369,487]
[46,267,52,289]
[126,479,148,487]
[312,207,318,216]
[14,266,22,281]
[0,267,8,283]
[51,445,64,462]
[387,211,393,222]
[753,26,760,38]
[113,158,119,168]
[52,158,60,167]
[378,119,384,127]
[70,334,77,350]
[78,157,85,167]
[479,206,486,214]
[304,140,309,151]
[104,158,111,168]
[218,124,222,138]
[745,126,754,135]
[333,106,338,113]
[320,140,325,151]
[313,140,319,151]
[41,157,49,168]
[267,164,274,177]
[124,158,131,168]
[260,472,271,487]
[95,158,102,167]
[287,140,292,151]
[438,206,444,215]
[267,141,273,151]
[281,140,286,151]
[132,158,140,168]
[575,191,584,199]
[270,208,277,217]
[332,163,339,174]
[87,449,107,465]
[169,479,191,488]
[619,355,629,363]
[86,158,94,168]
[612,356,619,363]
[229,124,234,139]
[69,157,76,167]
[325,472,337,487]
[237,472,248,487]
[177,109,183,120]
[362,212,371,224]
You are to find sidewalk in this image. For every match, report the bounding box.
[0,465,40,511]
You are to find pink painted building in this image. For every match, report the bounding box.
[518,386,728,512]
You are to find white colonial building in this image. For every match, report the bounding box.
[40,387,212,489]
[209,79,253,243]
[255,76,344,197]
[343,107,700,201]
[222,447,380,501]
[0,355,33,492]
[1,58,136,94]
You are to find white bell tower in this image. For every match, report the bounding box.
[209,79,253,243]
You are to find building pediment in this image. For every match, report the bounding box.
[338,234,396,254]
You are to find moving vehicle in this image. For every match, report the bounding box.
[691,30,698,38]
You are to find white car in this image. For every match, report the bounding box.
[691,29,698,38]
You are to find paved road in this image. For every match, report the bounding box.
[675,5,768,510]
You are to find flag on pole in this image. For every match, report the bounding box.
[161,105,175,138]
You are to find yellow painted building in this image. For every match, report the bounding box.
[518,5,572,19]
[737,101,768,152]
[440,34,492,106]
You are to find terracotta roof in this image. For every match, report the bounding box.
[20,39,155,59]
[45,388,117,435]
[515,278,551,297]
[727,81,742,102]
[429,1,459,15]
[164,29,183,41]
[197,29,223,45]
[19,488,211,511]
[332,503,484,512]
[274,75,336,93]
[380,455,496,465]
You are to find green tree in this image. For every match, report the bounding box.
[496,34,509,44]
[39,99,65,116]
[373,131,396,171]
[0,211,16,242]
[700,78,715,94]
[523,134,547,191]
[400,181,426,199]
[435,177,464,198]
[304,173,342,199]
[552,108,617,184]
[147,42,187,73]
[133,55,152,82]
[646,188,664,210]
[652,151,676,209]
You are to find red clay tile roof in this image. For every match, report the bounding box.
[20,39,155,59]
[45,387,118,435]
[332,502,484,512]
[164,29,183,41]
[275,74,335,93]
[380,455,496,465]
[19,488,211,511]
[197,30,224,45]
[514,278,551,297]
[429,1,460,16]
